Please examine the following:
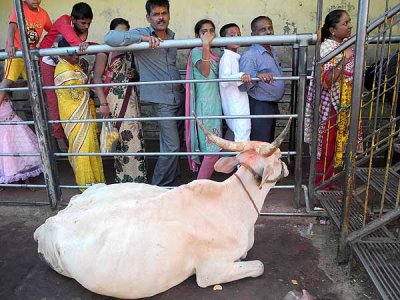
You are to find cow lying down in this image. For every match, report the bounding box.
[34,117,291,299]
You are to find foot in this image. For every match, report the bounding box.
[56,138,68,153]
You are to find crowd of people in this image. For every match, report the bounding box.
[0,0,357,191]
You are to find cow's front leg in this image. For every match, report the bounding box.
[196,260,264,288]
[241,227,255,260]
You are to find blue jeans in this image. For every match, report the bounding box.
[151,102,184,186]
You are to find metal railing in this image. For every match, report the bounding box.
[0,0,318,212]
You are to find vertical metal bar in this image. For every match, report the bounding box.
[13,0,61,207]
[308,0,324,197]
[288,43,299,169]
[338,0,370,263]
[294,42,308,208]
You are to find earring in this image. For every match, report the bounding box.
[333,32,335,36]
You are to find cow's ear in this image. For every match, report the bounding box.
[259,166,273,188]
[214,156,238,173]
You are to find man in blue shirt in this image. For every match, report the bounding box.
[104,0,184,186]
[239,16,285,143]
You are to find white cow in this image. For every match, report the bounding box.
[34,117,291,299]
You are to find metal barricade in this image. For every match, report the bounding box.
[0,0,317,213]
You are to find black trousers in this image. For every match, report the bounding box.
[249,96,280,143]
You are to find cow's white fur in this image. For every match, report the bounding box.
[34,148,288,299]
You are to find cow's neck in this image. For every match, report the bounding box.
[227,166,274,224]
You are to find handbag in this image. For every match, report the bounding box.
[100,121,120,153]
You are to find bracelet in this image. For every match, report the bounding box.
[201,58,211,62]
[100,103,108,106]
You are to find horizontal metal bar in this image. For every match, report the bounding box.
[0,151,297,157]
[0,76,313,93]
[0,34,316,60]
[368,35,400,44]
[260,211,327,217]
[0,114,297,126]
[0,201,50,206]
[0,183,46,188]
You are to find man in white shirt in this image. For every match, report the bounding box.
[219,23,252,142]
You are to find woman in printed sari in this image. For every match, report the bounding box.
[55,38,105,188]
[185,19,222,179]
[304,9,362,189]
[92,18,147,183]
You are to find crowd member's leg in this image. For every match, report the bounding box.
[315,108,337,189]
[197,155,219,180]
[151,102,182,186]
[0,58,22,104]
[249,96,279,143]
[40,61,67,152]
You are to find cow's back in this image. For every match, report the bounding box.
[34,183,197,298]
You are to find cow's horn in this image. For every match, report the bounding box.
[193,111,248,152]
[259,117,292,156]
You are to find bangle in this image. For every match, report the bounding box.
[100,103,108,106]
[201,58,211,62]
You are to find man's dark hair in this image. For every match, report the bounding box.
[250,16,272,32]
[109,18,130,30]
[220,23,239,37]
[145,0,169,15]
[71,2,93,20]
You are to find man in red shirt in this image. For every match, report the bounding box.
[0,0,51,106]
[39,2,93,152]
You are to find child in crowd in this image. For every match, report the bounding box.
[39,2,93,153]
[0,93,44,186]
[0,0,52,106]
[0,0,51,186]
[219,23,252,142]
[55,38,105,189]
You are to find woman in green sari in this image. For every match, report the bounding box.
[185,19,222,179]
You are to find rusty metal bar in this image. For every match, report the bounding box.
[347,207,400,243]
[294,40,308,208]
[288,43,299,169]
[13,0,60,208]
[308,0,323,197]
[338,0,370,263]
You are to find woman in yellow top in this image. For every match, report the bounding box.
[54,38,105,188]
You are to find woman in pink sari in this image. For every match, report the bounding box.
[93,18,147,183]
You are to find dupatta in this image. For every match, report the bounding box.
[185,47,219,171]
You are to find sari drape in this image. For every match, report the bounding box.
[304,39,363,186]
[55,58,105,187]
[102,51,147,183]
